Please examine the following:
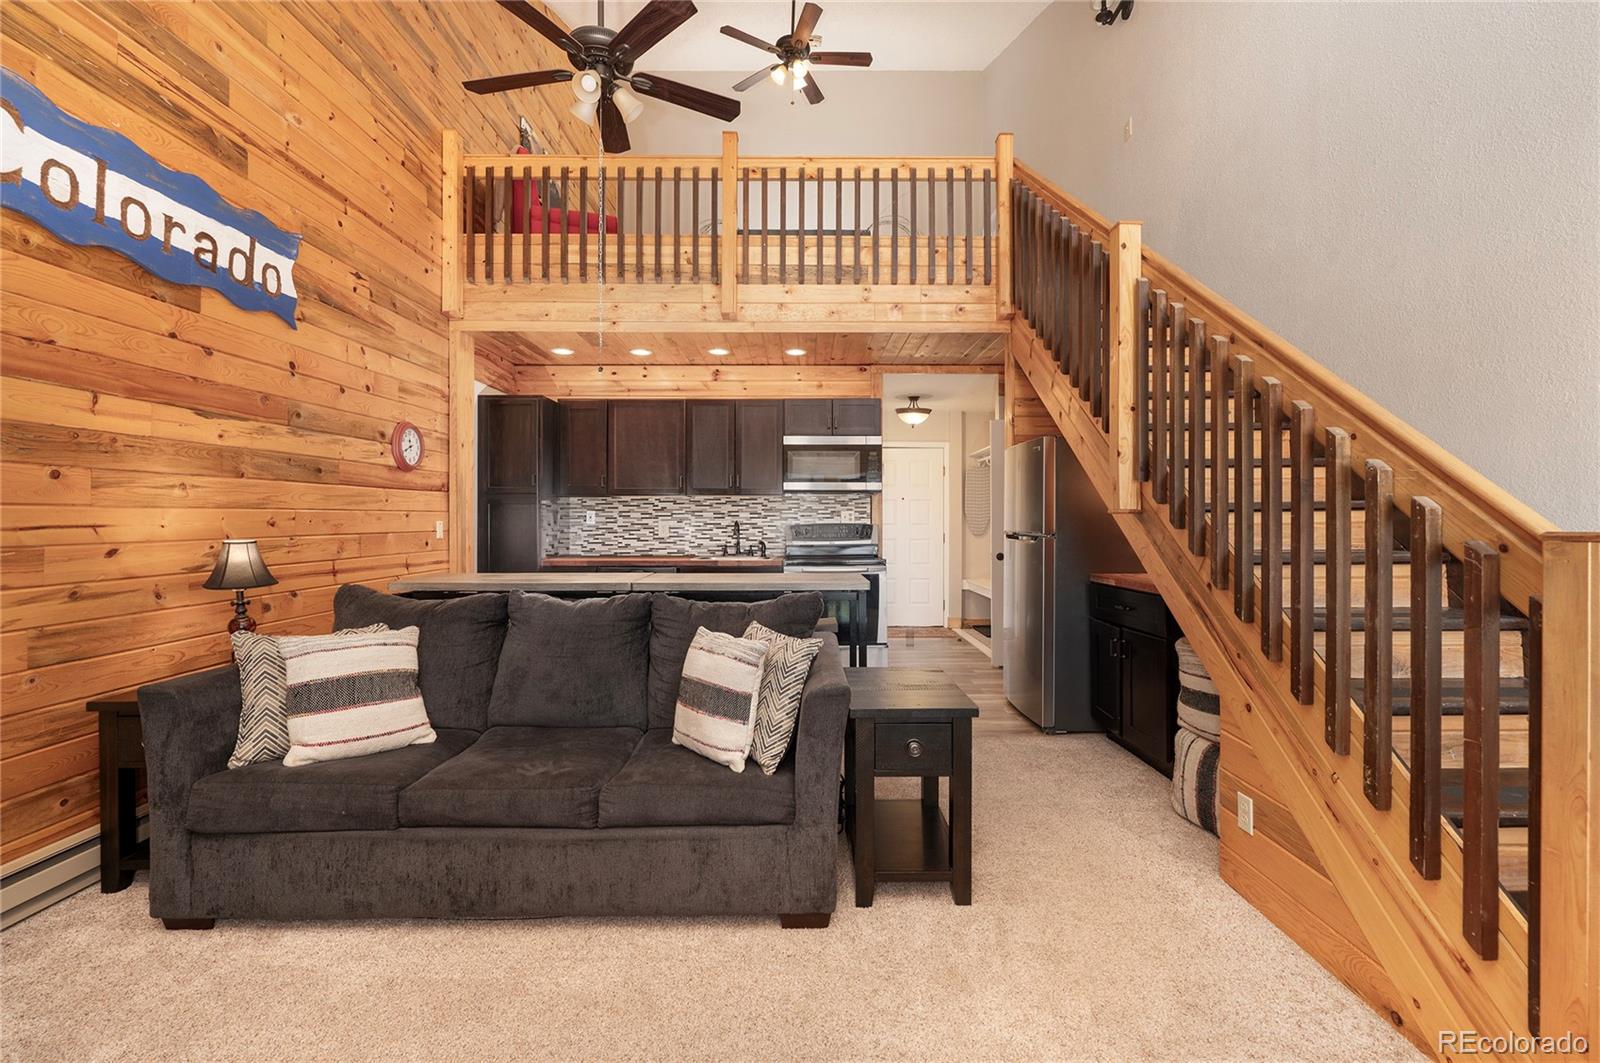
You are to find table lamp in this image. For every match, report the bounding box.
[204,539,278,633]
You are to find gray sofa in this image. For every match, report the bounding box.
[138,587,850,929]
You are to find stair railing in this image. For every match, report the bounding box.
[1010,160,1595,1045]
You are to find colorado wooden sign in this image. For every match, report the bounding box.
[0,67,302,328]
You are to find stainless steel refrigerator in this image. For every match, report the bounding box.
[1002,436,1143,732]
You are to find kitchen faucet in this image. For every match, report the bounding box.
[732,521,741,555]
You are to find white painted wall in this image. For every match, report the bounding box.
[983,1,1600,529]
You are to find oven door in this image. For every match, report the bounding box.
[782,445,883,492]
[785,565,887,665]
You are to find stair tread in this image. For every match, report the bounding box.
[1251,548,1413,565]
[1311,606,1531,633]
[1351,675,1532,717]
[1440,766,1530,828]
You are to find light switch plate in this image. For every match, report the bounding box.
[434,520,445,539]
[657,518,671,538]
[1236,793,1254,835]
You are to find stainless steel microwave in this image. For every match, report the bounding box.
[781,439,883,492]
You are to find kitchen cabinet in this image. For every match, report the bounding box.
[609,401,686,494]
[558,400,609,495]
[735,400,784,494]
[478,397,556,573]
[686,401,736,494]
[783,399,881,438]
[1088,580,1180,776]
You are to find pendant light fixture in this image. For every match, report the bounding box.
[895,396,931,427]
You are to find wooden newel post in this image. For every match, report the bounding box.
[1539,532,1598,1046]
[441,129,463,318]
[720,130,739,321]
[447,326,475,572]
[1107,220,1143,512]
[995,132,1014,317]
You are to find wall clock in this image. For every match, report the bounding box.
[390,421,424,471]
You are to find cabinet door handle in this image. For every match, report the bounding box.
[905,739,924,759]
[1110,636,1120,657]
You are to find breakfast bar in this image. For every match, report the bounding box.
[388,571,873,666]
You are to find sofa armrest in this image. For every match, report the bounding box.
[792,632,851,827]
[138,665,241,915]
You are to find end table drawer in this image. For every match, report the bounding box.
[875,722,952,775]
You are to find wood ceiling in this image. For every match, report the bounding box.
[475,331,1005,366]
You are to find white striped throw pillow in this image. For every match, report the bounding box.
[744,621,823,775]
[671,627,769,772]
[228,625,389,769]
[279,625,435,767]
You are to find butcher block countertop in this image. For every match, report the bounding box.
[1089,571,1160,594]
[541,555,783,571]
[388,571,867,595]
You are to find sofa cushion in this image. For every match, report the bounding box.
[599,729,795,827]
[399,726,641,828]
[187,728,477,834]
[487,592,651,728]
[646,593,824,728]
[334,586,506,732]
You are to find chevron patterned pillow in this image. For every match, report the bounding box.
[744,621,823,775]
[228,625,389,769]
[671,627,768,772]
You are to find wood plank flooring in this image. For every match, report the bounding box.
[883,629,1036,737]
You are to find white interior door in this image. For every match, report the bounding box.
[882,445,947,628]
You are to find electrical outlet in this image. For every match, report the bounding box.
[1124,117,1133,142]
[434,520,445,539]
[838,508,852,521]
[657,518,671,538]
[1236,793,1254,835]
[584,510,596,526]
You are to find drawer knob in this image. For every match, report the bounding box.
[905,739,924,758]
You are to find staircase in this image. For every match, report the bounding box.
[1005,160,1596,1057]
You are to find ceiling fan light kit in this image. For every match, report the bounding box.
[463,1,742,153]
[723,2,873,106]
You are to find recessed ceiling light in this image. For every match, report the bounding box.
[784,347,806,357]
[629,347,652,357]
[707,347,731,357]
[550,347,574,357]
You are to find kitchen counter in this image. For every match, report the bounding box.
[541,555,782,572]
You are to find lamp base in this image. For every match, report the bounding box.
[227,591,256,634]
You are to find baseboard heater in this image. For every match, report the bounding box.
[0,815,148,929]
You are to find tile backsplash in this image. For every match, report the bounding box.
[550,495,872,557]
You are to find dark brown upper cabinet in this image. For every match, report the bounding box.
[609,401,686,494]
[686,401,737,494]
[735,400,784,495]
[481,399,544,491]
[478,396,556,573]
[558,400,609,495]
[783,399,882,437]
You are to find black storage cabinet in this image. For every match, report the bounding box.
[1088,581,1181,776]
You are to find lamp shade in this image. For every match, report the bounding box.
[203,539,278,591]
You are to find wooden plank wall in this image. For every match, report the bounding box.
[0,0,597,867]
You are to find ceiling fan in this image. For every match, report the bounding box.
[463,1,741,154]
[721,2,873,105]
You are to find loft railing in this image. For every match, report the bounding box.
[440,131,1015,322]
[1010,162,1595,1043]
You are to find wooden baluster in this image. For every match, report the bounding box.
[1052,214,1066,363]
[485,168,496,282]
[691,166,700,282]
[465,166,476,284]
[854,167,863,284]
[1083,241,1101,403]
[760,167,769,284]
[503,167,513,282]
[1409,497,1444,878]
[1064,225,1079,380]
[673,166,682,283]
[522,164,532,283]
[1461,539,1501,961]
[909,170,918,286]
[926,166,936,284]
[1099,244,1112,430]
[558,166,569,282]
[1363,459,1396,809]
[798,168,806,284]
[1135,278,1152,482]
[1525,595,1543,1035]
[1259,378,1284,658]
[1169,302,1188,529]
[597,167,607,283]
[1150,289,1170,505]
[778,167,787,283]
[653,167,663,282]
[816,168,824,284]
[964,166,974,287]
[872,168,881,285]
[540,166,551,282]
[1209,336,1231,591]
[577,168,587,282]
[1324,426,1353,754]
[616,167,626,284]
[836,168,844,285]
[708,165,716,283]
[636,167,645,283]
[1187,319,1207,554]
[1289,400,1316,702]
[946,166,956,284]
[740,166,749,283]
[983,171,993,286]
[1232,356,1256,620]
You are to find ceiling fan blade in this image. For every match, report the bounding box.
[720,25,780,54]
[599,95,631,154]
[462,69,574,95]
[495,0,582,58]
[610,0,697,64]
[808,51,872,67]
[629,73,741,123]
[801,72,824,105]
[733,66,778,92]
[792,2,823,45]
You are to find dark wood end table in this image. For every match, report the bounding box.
[844,669,978,906]
[87,699,148,893]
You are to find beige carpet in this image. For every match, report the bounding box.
[1,730,1415,1062]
